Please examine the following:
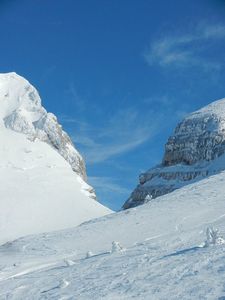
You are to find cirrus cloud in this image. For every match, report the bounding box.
[144,23,225,70]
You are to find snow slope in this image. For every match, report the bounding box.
[0,72,87,180]
[0,73,111,244]
[1,171,225,299]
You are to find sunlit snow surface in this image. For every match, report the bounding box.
[1,172,225,299]
[0,127,111,245]
[0,72,111,244]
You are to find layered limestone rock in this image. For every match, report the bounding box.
[123,98,225,209]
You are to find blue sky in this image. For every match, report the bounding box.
[1,0,225,210]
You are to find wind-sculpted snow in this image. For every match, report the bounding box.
[123,98,225,209]
[1,172,225,299]
[0,73,111,244]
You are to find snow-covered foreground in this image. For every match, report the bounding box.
[1,171,225,299]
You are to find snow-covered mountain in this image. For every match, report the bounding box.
[0,72,111,244]
[1,169,225,299]
[123,98,225,209]
[0,72,87,180]
[1,87,225,299]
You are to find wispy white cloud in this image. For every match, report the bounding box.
[69,107,161,164]
[60,115,89,128]
[84,137,149,164]
[41,65,57,81]
[89,176,130,195]
[60,94,191,165]
[144,23,225,70]
[202,24,225,39]
[65,82,86,112]
[142,95,190,119]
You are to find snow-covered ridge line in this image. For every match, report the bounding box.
[123,97,225,209]
[0,72,87,182]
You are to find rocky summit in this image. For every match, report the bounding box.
[123,98,225,209]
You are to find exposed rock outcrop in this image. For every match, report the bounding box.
[123,98,225,209]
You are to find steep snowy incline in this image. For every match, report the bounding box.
[1,171,225,299]
[0,73,111,244]
[123,98,225,209]
[0,72,87,180]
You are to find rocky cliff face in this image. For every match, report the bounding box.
[0,72,94,196]
[123,98,225,209]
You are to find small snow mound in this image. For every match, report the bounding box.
[204,227,225,247]
[60,279,70,289]
[111,241,125,253]
[86,251,94,258]
[64,259,76,267]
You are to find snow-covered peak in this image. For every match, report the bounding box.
[173,98,225,138]
[187,97,225,122]
[0,72,87,180]
[0,72,42,123]
[123,97,225,209]
[164,97,225,166]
